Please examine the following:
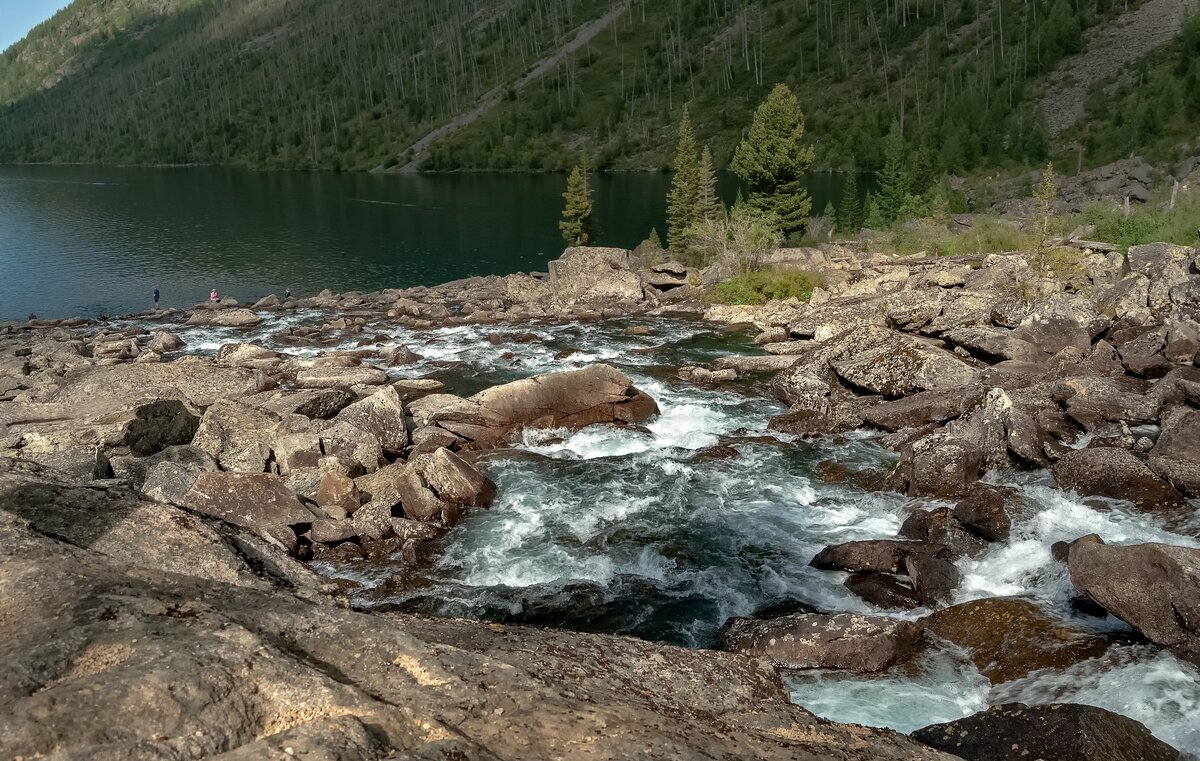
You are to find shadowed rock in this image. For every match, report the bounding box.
[952,484,1012,542]
[863,386,985,431]
[912,703,1179,761]
[811,540,920,574]
[119,399,201,456]
[1148,409,1200,497]
[1068,541,1200,667]
[1052,447,1187,509]
[844,572,922,610]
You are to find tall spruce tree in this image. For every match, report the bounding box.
[877,120,909,224]
[698,144,721,221]
[559,163,593,247]
[836,172,863,235]
[731,83,815,236]
[667,106,702,254]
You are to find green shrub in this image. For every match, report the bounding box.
[707,269,823,305]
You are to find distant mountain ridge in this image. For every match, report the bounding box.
[1,0,1196,174]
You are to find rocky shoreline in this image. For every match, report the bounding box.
[2,244,1198,758]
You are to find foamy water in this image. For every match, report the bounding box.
[142,309,1200,751]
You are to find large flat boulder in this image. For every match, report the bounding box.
[718,612,924,672]
[411,365,657,447]
[831,336,977,398]
[179,471,316,551]
[31,357,259,411]
[186,307,264,328]
[1068,541,1200,667]
[548,247,645,304]
[294,365,389,389]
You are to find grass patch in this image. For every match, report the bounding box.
[1079,194,1200,249]
[707,269,823,305]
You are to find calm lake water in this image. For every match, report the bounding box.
[0,165,863,320]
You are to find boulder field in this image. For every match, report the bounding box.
[1,241,1198,757]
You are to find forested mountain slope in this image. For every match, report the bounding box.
[0,0,1195,173]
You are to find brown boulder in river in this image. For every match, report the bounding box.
[924,597,1111,684]
[1148,408,1200,497]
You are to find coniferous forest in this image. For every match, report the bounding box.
[1,0,1197,175]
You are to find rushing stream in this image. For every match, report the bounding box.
[162,309,1200,752]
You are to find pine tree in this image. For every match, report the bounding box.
[667,106,701,254]
[835,172,863,235]
[1033,161,1058,274]
[698,144,722,221]
[731,83,815,236]
[559,163,593,247]
[877,120,909,224]
[909,145,936,196]
[864,192,885,230]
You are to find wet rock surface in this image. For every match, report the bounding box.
[924,598,1112,684]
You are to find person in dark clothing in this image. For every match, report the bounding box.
[153,287,160,310]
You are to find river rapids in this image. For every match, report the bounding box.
[165,310,1200,751]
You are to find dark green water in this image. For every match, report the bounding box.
[0,165,863,320]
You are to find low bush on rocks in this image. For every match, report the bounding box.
[707,269,823,305]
